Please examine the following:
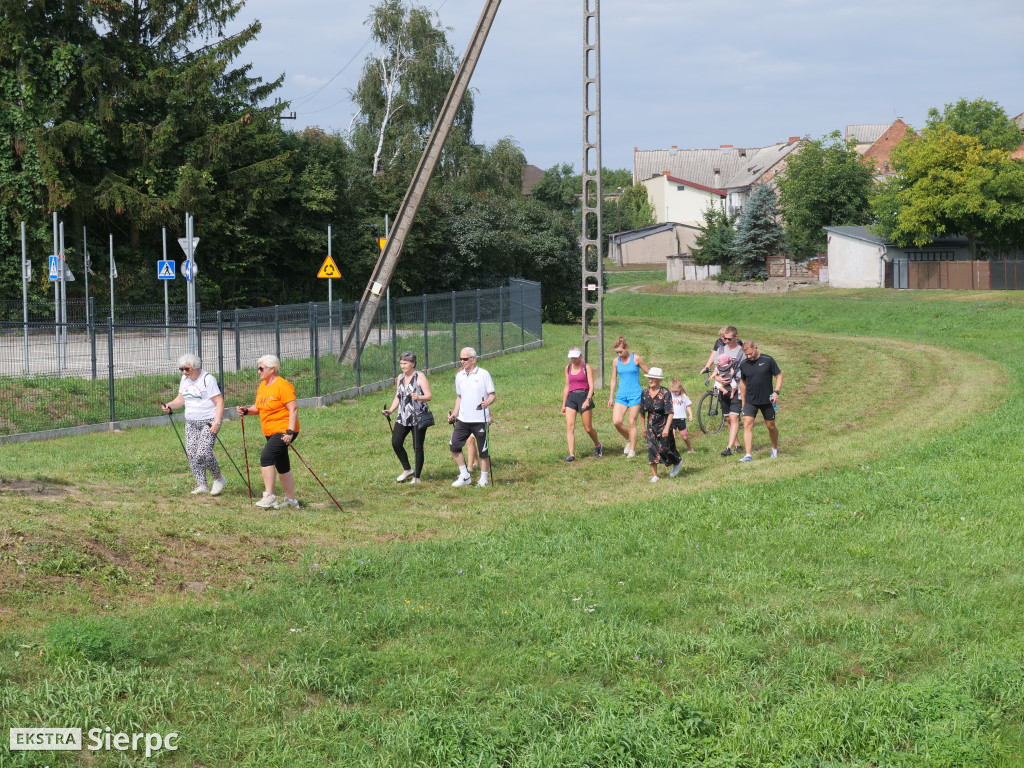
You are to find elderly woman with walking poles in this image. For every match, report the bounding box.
[161,354,227,496]
[383,351,434,484]
[235,355,301,509]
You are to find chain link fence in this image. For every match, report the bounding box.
[0,279,542,440]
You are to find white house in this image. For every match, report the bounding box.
[634,139,801,225]
[825,226,973,289]
[641,174,723,227]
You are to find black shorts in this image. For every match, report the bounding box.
[450,420,489,458]
[672,417,687,432]
[742,403,776,421]
[261,432,297,472]
[565,389,594,413]
[720,391,741,415]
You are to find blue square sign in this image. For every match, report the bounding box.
[158,260,176,279]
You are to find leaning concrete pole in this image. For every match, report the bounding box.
[339,0,502,363]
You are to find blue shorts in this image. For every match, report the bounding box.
[615,393,641,408]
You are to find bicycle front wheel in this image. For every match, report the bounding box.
[698,391,725,435]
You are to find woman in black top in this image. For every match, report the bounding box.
[383,351,433,483]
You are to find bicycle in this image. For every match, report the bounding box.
[697,374,725,435]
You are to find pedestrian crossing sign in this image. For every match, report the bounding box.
[317,255,340,279]
[158,260,176,279]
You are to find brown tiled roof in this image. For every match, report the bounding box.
[521,164,545,196]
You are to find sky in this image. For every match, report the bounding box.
[232,0,1024,175]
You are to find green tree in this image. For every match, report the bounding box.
[442,190,581,322]
[926,98,1022,154]
[690,200,737,267]
[530,163,577,214]
[0,0,88,299]
[349,0,471,177]
[615,181,655,233]
[871,125,1024,255]
[531,164,651,236]
[777,131,874,259]
[733,183,784,279]
[13,0,293,307]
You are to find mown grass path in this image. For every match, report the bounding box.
[2,287,1023,766]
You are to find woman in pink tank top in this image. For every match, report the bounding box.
[561,346,601,462]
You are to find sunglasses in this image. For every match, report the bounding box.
[179,367,191,372]
[257,366,267,371]
[722,336,735,341]
[460,356,473,361]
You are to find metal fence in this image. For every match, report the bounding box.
[0,279,542,439]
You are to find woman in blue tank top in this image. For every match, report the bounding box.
[606,335,649,457]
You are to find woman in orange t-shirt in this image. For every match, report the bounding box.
[235,355,300,509]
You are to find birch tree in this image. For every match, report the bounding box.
[350,0,472,176]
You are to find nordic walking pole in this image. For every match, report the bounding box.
[477,398,493,485]
[382,403,393,433]
[239,413,253,506]
[289,444,345,513]
[214,431,249,494]
[164,410,188,461]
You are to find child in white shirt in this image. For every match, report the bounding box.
[669,378,695,453]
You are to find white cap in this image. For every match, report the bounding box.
[567,350,581,358]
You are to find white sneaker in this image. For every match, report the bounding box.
[626,449,636,459]
[191,485,210,495]
[623,445,630,454]
[255,492,277,508]
[649,475,659,483]
[397,470,414,482]
[274,498,300,509]
[770,449,779,459]
[669,462,682,478]
[451,475,473,487]
[210,476,227,496]
[477,478,489,487]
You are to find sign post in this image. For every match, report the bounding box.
[160,228,173,359]
[83,226,90,331]
[52,213,58,370]
[21,222,29,375]
[179,219,199,353]
[327,226,333,353]
[59,221,66,370]
[109,234,116,323]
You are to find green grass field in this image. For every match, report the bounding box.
[2,285,1023,766]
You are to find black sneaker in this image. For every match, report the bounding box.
[593,444,603,458]
[720,447,733,457]
[564,455,575,462]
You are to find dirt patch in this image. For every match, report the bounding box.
[0,477,70,500]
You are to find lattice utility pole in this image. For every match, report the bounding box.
[581,0,605,387]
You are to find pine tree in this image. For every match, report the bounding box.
[733,183,785,279]
[690,200,737,267]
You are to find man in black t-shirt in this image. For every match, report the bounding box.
[737,340,783,462]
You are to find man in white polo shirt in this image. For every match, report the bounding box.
[448,347,496,487]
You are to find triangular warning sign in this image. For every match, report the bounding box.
[317,255,340,279]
